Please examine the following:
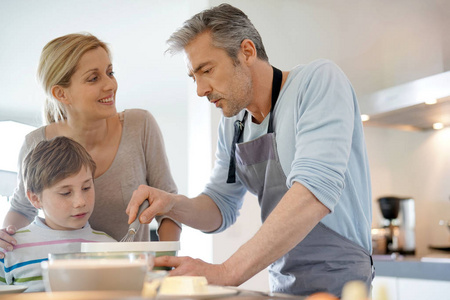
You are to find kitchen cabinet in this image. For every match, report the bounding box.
[372,276,450,300]
[398,278,450,299]
[372,276,398,300]
[372,257,450,300]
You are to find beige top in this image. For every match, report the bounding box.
[10,109,177,241]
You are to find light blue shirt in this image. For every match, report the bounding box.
[202,59,372,252]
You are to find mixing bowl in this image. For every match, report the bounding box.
[41,252,152,292]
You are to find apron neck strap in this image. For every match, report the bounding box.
[226,66,283,183]
[268,66,283,133]
[226,111,248,184]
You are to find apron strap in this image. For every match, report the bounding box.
[226,111,248,183]
[226,66,283,184]
[268,67,283,133]
[370,255,375,280]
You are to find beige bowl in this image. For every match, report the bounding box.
[41,252,152,292]
[81,241,180,270]
[80,241,179,254]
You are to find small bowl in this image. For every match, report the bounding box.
[41,252,153,292]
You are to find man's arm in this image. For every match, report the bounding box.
[154,182,329,286]
[221,181,329,285]
[127,185,222,233]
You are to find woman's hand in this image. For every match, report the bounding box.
[0,225,17,258]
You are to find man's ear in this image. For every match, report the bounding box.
[27,191,42,209]
[51,85,70,105]
[240,39,257,65]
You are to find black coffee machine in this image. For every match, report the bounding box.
[378,196,416,255]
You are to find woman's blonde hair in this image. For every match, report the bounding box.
[37,33,110,124]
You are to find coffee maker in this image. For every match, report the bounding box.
[378,196,416,255]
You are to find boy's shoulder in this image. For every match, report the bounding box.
[84,223,117,242]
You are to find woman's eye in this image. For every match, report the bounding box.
[82,186,92,191]
[88,76,98,82]
[108,71,115,77]
[60,191,71,196]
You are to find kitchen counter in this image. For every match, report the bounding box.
[373,253,450,281]
[0,289,306,300]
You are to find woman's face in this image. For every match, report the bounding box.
[62,47,118,122]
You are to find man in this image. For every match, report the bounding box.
[127,3,373,297]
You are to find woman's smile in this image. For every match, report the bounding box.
[98,94,115,105]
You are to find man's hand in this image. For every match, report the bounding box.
[0,225,17,258]
[126,185,175,225]
[154,256,235,286]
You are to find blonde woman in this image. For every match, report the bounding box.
[0,33,180,257]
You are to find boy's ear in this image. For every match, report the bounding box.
[27,191,42,209]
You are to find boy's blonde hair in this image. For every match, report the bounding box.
[23,137,96,195]
[37,33,111,124]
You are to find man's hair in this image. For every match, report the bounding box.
[23,136,96,195]
[166,3,268,62]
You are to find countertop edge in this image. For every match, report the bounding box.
[374,259,450,281]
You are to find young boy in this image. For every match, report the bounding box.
[0,137,116,292]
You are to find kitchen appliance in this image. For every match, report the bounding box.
[377,196,416,254]
[359,71,450,131]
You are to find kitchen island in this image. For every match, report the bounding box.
[373,254,450,281]
[372,253,450,300]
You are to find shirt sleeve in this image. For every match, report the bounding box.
[202,115,247,233]
[287,60,355,212]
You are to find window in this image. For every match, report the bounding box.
[0,121,36,224]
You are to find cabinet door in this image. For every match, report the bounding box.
[398,278,450,299]
[371,276,398,300]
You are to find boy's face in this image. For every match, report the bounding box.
[28,166,95,230]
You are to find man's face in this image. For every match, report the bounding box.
[185,32,253,117]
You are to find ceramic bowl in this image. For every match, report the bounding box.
[41,252,152,292]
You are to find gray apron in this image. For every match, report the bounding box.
[226,67,373,297]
